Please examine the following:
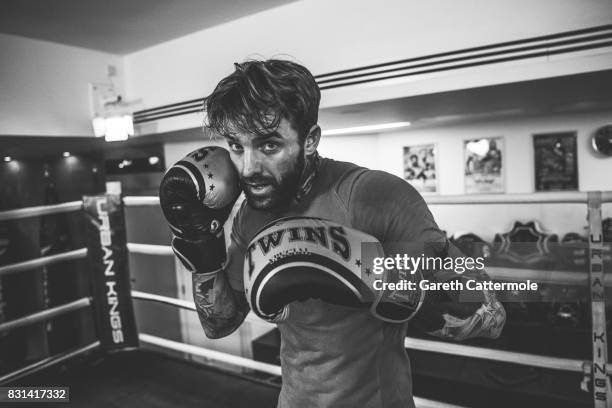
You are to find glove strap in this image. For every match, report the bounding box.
[171,232,226,274]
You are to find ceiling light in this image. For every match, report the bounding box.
[321,121,411,136]
[63,152,71,157]
[118,159,132,169]
[148,156,160,165]
[93,115,134,142]
[3,156,11,162]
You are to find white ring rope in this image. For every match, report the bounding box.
[404,336,590,373]
[425,191,612,205]
[487,266,612,286]
[121,192,612,208]
[133,289,596,373]
[0,297,92,334]
[0,248,88,278]
[131,290,271,326]
[0,201,83,221]
[125,242,612,288]
[132,290,196,311]
[0,192,608,222]
[123,196,160,206]
[0,341,100,385]
[140,333,282,376]
[127,243,174,256]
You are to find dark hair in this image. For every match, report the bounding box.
[204,59,320,142]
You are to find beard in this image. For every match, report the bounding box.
[241,151,305,210]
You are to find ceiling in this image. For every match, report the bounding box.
[318,70,612,130]
[0,0,298,54]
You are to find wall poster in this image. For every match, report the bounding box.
[533,132,578,191]
[403,144,437,193]
[464,137,505,194]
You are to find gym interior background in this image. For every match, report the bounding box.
[1,1,612,407]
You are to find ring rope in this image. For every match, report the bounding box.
[131,290,272,326]
[125,243,612,286]
[0,248,88,278]
[132,290,196,311]
[425,191,612,205]
[487,265,612,286]
[123,196,160,206]
[404,336,596,373]
[0,192,609,222]
[127,243,174,256]
[121,191,612,208]
[0,201,83,222]
[0,341,100,385]
[0,297,92,334]
[132,289,596,373]
[140,332,281,376]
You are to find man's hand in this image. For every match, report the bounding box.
[159,146,241,274]
[413,241,506,341]
[243,217,424,323]
[159,146,246,338]
[418,288,506,341]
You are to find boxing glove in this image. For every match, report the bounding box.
[159,146,241,274]
[244,217,424,322]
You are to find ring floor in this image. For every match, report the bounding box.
[5,350,280,408]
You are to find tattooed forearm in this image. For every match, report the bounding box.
[192,272,249,339]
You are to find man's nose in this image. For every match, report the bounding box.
[240,149,261,178]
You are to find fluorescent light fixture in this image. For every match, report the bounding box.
[63,152,71,157]
[92,117,106,137]
[148,156,160,165]
[321,121,411,136]
[3,156,11,162]
[92,115,134,142]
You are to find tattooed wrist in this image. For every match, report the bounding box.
[192,271,247,338]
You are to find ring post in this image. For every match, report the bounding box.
[83,193,139,351]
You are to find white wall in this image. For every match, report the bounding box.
[324,110,612,240]
[125,0,612,135]
[377,112,612,194]
[0,33,124,137]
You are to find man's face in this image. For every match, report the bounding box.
[225,118,305,210]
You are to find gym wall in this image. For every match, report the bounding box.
[0,33,124,137]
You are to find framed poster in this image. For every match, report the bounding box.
[533,132,578,191]
[464,137,505,194]
[403,144,437,193]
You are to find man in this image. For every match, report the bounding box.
[159,59,505,408]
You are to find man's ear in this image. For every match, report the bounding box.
[304,125,321,156]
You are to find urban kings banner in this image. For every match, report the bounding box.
[83,194,138,351]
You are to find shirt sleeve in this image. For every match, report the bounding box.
[347,170,465,291]
[347,170,445,246]
[347,170,501,326]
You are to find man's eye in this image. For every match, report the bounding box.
[262,143,279,153]
[228,143,243,153]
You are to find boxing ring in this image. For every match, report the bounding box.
[0,191,610,407]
